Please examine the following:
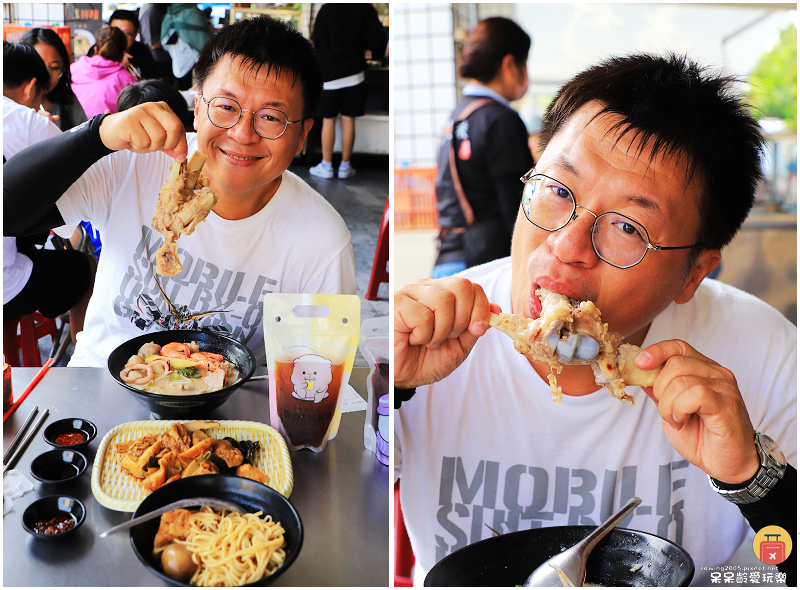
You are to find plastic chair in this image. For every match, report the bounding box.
[366,197,390,301]
[3,312,59,367]
[394,480,415,586]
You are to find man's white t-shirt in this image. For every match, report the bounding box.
[53,134,356,367]
[395,258,796,586]
[3,96,62,302]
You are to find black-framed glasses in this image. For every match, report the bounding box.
[48,66,66,79]
[201,95,303,140]
[520,170,703,269]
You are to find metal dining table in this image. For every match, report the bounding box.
[3,366,389,587]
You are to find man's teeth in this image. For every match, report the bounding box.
[224,151,259,161]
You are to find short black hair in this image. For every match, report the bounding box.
[194,15,323,119]
[117,79,194,129]
[459,17,531,82]
[3,40,50,97]
[539,53,764,252]
[108,9,140,32]
[19,27,75,105]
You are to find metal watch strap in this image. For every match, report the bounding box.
[708,433,787,505]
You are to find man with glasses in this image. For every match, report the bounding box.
[4,17,356,369]
[109,9,158,81]
[394,54,795,585]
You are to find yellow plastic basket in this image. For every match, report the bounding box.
[91,419,293,512]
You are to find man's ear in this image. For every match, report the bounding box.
[295,118,314,156]
[675,248,722,304]
[23,78,40,107]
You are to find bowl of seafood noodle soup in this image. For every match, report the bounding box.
[108,330,256,418]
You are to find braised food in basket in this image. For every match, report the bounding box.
[115,421,269,492]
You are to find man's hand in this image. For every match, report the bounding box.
[636,340,759,484]
[98,102,188,161]
[394,278,498,389]
[37,106,60,125]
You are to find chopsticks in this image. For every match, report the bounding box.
[3,406,38,465]
[3,408,49,475]
[3,358,53,423]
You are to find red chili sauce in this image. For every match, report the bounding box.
[54,431,86,446]
[33,514,75,535]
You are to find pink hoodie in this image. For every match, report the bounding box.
[70,55,137,118]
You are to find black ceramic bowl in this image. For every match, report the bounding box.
[22,495,86,540]
[107,329,256,418]
[43,418,97,450]
[130,474,303,586]
[424,526,694,587]
[30,449,88,484]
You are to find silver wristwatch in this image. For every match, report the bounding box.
[708,432,787,505]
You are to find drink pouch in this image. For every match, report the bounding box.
[263,294,360,452]
[358,317,389,464]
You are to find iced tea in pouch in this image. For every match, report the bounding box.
[263,294,360,452]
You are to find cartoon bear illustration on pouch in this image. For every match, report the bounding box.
[291,354,333,404]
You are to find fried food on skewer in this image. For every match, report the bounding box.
[152,152,219,276]
[490,288,660,404]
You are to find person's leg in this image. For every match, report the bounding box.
[321,117,336,164]
[337,83,367,179]
[68,253,95,344]
[309,89,340,179]
[340,116,355,164]
[4,248,94,345]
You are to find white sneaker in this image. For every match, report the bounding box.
[309,162,334,179]
[337,164,356,179]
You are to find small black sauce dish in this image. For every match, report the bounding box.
[22,495,85,540]
[43,418,97,451]
[30,449,88,484]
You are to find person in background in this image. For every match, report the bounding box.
[2,41,95,348]
[117,79,194,131]
[308,3,386,180]
[394,53,795,585]
[19,27,87,131]
[70,26,137,117]
[109,9,158,81]
[161,3,214,91]
[5,16,356,369]
[433,17,534,278]
[138,3,174,85]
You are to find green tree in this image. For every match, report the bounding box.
[748,23,797,130]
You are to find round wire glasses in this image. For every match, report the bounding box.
[201,95,303,140]
[520,170,702,269]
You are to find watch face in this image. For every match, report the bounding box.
[758,433,786,465]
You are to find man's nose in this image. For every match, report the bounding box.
[227,111,260,142]
[546,208,599,266]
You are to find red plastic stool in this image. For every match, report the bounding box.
[366,197,390,301]
[3,312,58,367]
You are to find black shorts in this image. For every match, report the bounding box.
[3,248,92,320]
[316,82,368,118]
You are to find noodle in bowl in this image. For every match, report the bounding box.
[130,474,303,587]
[108,330,257,418]
[153,507,286,587]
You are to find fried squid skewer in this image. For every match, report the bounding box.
[489,288,661,404]
[152,152,219,276]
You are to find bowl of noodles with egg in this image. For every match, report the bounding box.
[108,330,257,419]
[130,474,303,586]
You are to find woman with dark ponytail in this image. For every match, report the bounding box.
[19,27,87,130]
[70,26,136,117]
